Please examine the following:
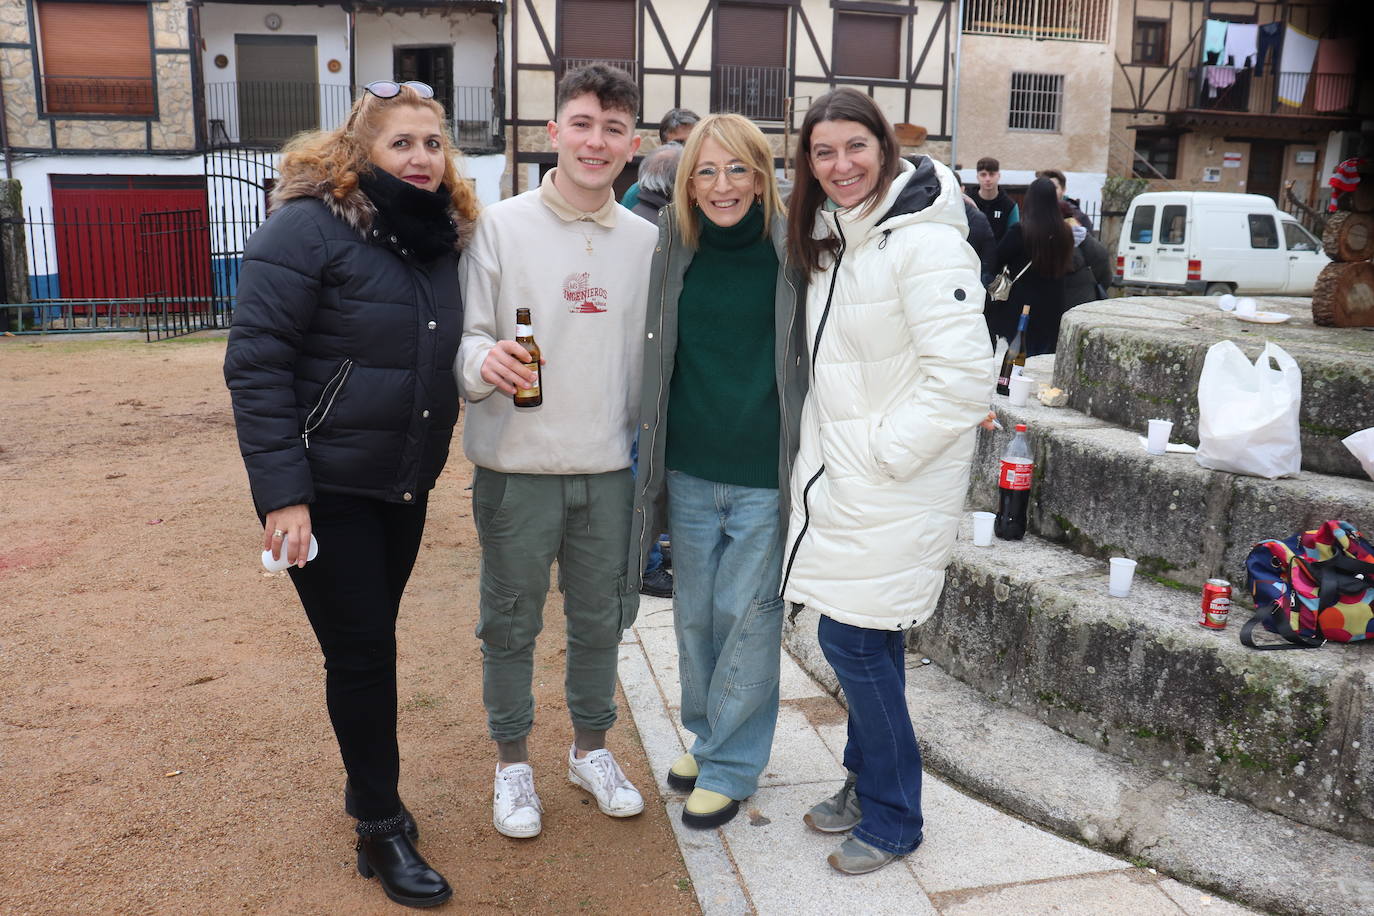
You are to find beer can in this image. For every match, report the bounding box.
[1200,578,1232,629]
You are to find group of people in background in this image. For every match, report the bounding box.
[224,62,1096,909]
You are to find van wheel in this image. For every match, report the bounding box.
[1204,283,1233,296]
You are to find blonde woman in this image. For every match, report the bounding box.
[224,81,476,907]
[629,113,807,829]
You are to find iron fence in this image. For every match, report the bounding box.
[1191,69,1357,117]
[962,0,1112,43]
[715,66,788,122]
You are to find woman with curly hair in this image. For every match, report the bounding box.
[224,81,476,907]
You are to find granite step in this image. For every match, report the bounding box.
[1050,296,1374,479]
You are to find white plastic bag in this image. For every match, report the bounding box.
[1195,340,1302,479]
[1344,427,1374,482]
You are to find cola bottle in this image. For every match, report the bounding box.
[994,423,1033,540]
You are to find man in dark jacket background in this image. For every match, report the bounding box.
[969,156,1019,240]
[630,142,681,225]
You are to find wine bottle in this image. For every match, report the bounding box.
[996,305,1031,396]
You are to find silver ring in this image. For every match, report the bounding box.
[272,529,285,539]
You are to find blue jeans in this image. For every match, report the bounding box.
[667,469,784,800]
[818,615,924,855]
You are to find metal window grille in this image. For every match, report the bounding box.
[1008,72,1063,132]
[963,0,1112,43]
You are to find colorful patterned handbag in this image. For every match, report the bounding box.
[1242,520,1374,649]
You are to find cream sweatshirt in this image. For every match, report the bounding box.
[456,180,657,474]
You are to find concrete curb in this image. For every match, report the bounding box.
[783,607,1374,916]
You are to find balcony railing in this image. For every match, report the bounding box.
[204,81,499,149]
[559,57,639,80]
[962,0,1111,43]
[714,65,788,122]
[1190,69,1357,117]
[43,75,155,116]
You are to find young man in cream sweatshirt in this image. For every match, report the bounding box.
[455,64,657,838]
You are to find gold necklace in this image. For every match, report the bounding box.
[578,218,595,255]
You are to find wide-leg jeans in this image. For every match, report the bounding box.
[818,615,924,856]
[666,469,784,801]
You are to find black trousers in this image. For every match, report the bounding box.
[285,492,428,822]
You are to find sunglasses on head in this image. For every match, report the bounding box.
[363,80,434,100]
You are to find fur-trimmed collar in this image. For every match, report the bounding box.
[269,168,475,253]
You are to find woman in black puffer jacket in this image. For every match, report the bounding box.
[223,81,476,908]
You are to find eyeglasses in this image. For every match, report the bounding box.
[693,164,753,186]
[363,80,434,100]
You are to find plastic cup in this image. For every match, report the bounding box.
[971,511,996,547]
[1146,418,1173,455]
[1108,557,1137,598]
[1008,374,1034,407]
[261,533,319,572]
[1235,297,1258,317]
[1218,293,1236,312]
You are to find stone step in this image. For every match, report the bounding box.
[783,606,1374,916]
[971,382,1374,591]
[904,516,1374,849]
[1051,296,1374,479]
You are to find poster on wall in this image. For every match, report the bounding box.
[1203,167,1222,182]
[1295,150,1316,164]
[1223,152,1243,168]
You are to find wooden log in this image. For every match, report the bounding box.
[1323,212,1374,261]
[1312,260,1374,327]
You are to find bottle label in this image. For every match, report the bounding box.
[516,324,533,336]
[999,458,1033,490]
[522,361,540,396]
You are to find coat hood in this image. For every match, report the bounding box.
[268,166,474,252]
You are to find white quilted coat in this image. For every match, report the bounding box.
[782,157,993,630]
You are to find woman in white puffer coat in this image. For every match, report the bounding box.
[782,88,992,875]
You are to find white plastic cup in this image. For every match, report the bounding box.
[1108,557,1137,598]
[1235,297,1258,317]
[971,511,996,547]
[262,533,319,572]
[1008,374,1034,407]
[1218,293,1236,312]
[1146,418,1174,456]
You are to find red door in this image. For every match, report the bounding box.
[49,175,210,304]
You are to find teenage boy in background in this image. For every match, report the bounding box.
[456,64,657,840]
[970,156,1019,240]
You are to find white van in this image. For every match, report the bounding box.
[1115,192,1328,296]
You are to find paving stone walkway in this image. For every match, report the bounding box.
[620,595,1264,916]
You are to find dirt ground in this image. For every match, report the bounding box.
[0,332,699,915]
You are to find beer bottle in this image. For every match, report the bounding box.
[996,305,1031,396]
[513,308,542,408]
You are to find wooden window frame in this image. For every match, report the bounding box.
[1132,131,1179,180]
[1131,18,1168,66]
[832,11,902,81]
[33,0,157,120]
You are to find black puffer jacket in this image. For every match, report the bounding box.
[224,172,472,515]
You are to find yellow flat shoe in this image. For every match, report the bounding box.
[682,787,740,829]
[667,752,697,790]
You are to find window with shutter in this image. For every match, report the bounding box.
[560,0,636,75]
[714,4,788,121]
[833,13,901,80]
[36,1,155,116]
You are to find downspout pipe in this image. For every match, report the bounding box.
[0,58,12,180]
[949,0,965,173]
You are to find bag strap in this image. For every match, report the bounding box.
[1309,553,1374,610]
[1239,601,1326,650]
[1012,261,1031,284]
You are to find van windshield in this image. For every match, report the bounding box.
[1130,205,1155,244]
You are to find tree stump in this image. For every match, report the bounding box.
[1312,260,1374,327]
[1323,212,1374,261]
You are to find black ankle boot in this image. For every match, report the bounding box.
[345,779,419,842]
[355,813,452,908]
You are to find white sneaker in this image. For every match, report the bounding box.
[567,746,644,817]
[493,763,543,838]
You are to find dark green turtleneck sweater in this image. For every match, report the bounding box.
[665,204,780,489]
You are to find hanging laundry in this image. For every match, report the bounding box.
[1203,19,1229,64]
[1224,23,1258,68]
[1313,38,1357,112]
[1277,24,1319,107]
[1254,22,1283,76]
[1205,65,1237,99]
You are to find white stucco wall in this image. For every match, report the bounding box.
[354,9,498,89]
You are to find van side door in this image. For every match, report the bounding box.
[1121,204,1157,285]
[1242,213,1286,292]
[1151,203,1190,287]
[1280,220,1328,295]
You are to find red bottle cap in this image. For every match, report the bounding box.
[1015,423,1028,432]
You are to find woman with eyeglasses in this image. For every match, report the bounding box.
[630,114,807,830]
[782,88,991,875]
[224,79,476,908]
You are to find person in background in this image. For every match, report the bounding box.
[622,108,700,211]
[455,64,655,841]
[1062,211,1112,308]
[969,156,1019,240]
[628,139,684,599]
[784,88,991,876]
[1036,168,1094,234]
[631,113,807,831]
[987,176,1075,355]
[224,79,477,908]
[962,193,998,286]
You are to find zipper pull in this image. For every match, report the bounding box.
[302,431,311,450]
[878,229,891,250]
